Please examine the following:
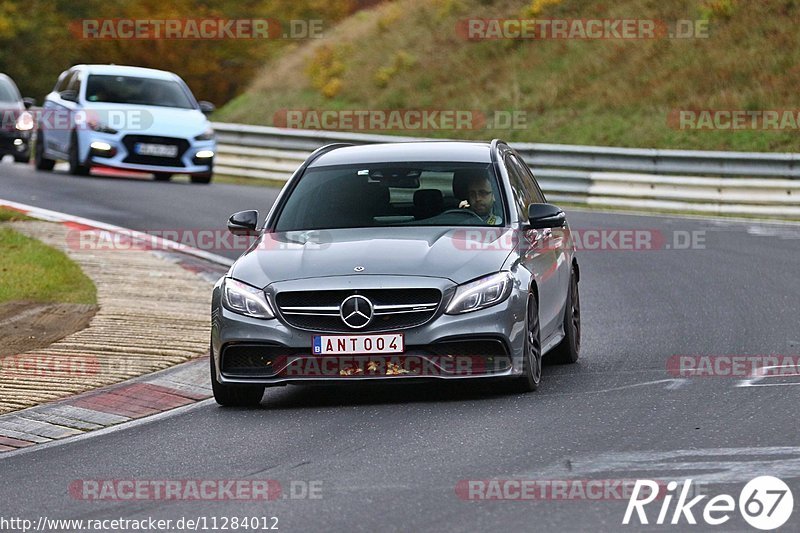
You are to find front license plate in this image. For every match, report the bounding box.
[134,143,178,157]
[313,334,404,355]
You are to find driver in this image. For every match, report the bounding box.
[461,175,502,225]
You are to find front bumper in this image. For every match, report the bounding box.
[0,129,31,156]
[211,275,528,386]
[77,130,214,174]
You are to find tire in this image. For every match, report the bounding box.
[34,132,55,171]
[153,172,173,182]
[190,172,212,184]
[549,266,581,364]
[68,131,90,176]
[509,293,542,393]
[210,351,265,407]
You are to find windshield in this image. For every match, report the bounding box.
[0,79,20,102]
[85,74,195,109]
[274,162,506,231]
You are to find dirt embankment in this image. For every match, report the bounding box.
[0,301,98,358]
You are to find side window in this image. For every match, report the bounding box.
[504,154,533,220]
[511,154,546,204]
[67,71,82,97]
[54,71,73,93]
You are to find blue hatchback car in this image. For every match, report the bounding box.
[36,64,216,183]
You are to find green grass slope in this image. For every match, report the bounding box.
[0,227,97,305]
[216,0,800,152]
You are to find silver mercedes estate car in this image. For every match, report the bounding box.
[211,140,580,406]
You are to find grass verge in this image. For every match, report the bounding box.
[0,210,97,305]
[216,0,800,152]
[0,207,35,222]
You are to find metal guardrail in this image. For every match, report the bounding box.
[211,122,800,218]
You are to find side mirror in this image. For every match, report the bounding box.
[59,90,77,103]
[527,203,566,229]
[22,97,36,109]
[227,210,259,236]
[199,101,216,115]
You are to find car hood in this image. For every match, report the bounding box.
[82,103,209,137]
[230,226,515,287]
[0,102,23,113]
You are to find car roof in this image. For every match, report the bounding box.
[309,141,493,167]
[0,73,19,87]
[73,64,179,81]
[0,73,21,99]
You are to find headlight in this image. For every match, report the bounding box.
[88,120,118,134]
[194,127,214,141]
[445,272,513,314]
[15,111,34,131]
[221,278,274,319]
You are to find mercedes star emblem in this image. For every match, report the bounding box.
[340,295,373,329]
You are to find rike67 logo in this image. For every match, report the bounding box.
[623,476,794,530]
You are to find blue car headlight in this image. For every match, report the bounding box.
[194,127,215,141]
[88,121,118,134]
[221,278,274,319]
[445,272,513,314]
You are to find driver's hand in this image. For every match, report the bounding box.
[459,200,470,209]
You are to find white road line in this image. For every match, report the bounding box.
[577,378,689,394]
[0,198,234,267]
[736,364,800,388]
[533,446,800,484]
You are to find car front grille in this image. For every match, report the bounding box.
[275,288,442,332]
[121,135,188,167]
[219,339,511,378]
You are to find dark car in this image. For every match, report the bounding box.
[0,73,35,163]
[211,140,581,406]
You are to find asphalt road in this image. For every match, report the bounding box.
[0,162,281,260]
[1,161,799,532]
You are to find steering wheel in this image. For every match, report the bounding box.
[438,209,486,222]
